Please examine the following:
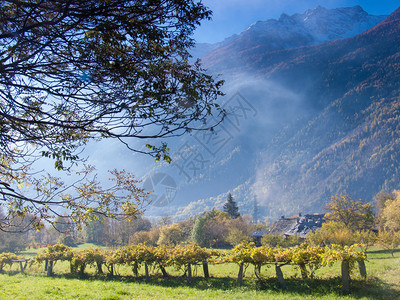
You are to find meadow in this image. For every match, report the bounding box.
[0,245,399,300]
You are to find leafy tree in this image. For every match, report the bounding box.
[157,223,184,245]
[374,191,396,230]
[374,191,395,215]
[130,229,160,246]
[191,209,254,248]
[261,234,282,247]
[115,217,152,245]
[223,194,240,219]
[324,194,374,231]
[52,215,80,246]
[377,230,400,257]
[261,233,302,248]
[191,209,230,247]
[84,215,108,245]
[176,217,196,242]
[85,216,152,246]
[191,213,208,246]
[0,208,40,251]
[203,216,229,248]
[306,221,354,246]
[353,229,377,252]
[0,231,26,253]
[380,190,400,232]
[0,0,224,230]
[225,215,253,246]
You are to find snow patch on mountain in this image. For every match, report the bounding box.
[244,5,387,46]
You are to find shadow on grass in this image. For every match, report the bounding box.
[16,252,39,257]
[366,248,400,260]
[367,248,400,255]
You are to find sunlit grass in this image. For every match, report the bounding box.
[1,245,399,299]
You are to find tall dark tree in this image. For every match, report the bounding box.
[253,196,259,223]
[0,0,224,230]
[223,193,240,219]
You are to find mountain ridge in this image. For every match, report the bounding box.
[198,6,387,70]
[245,6,400,216]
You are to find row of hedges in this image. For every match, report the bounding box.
[1,242,367,292]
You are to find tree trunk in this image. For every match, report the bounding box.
[187,263,192,284]
[23,260,28,272]
[79,263,86,276]
[109,264,114,277]
[202,261,209,278]
[159,263,168,278]
[145,263,150,282]
[44,259,48,272]
[46,261,53,277]
[255,265,261,279]
[132,262,139,277]
[96,262,103,274]
[299,263,308,279]
[275,265,286,289]
[341,260,351,293]
[70,262,74,274]
[237,263,244,285]
[357,260,367,279]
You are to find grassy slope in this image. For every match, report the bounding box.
[0,245,399,300]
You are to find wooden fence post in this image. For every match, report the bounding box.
[255,265,261,278]
[358,260,367,279]
[23,260,28,272]
[46,260,53,277]
[237,263,244,285]
[202,261,209,278]
[109,264,114,277]
[299,263,308,279]
[145,263,150,282]
[341,260,350,293]
[187,263,192,284]
[96,262,103,274]
[79,263,85,276]
[132,262,139,277]
[275,264,286,289]
[158,263,169,278]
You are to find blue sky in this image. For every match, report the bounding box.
[194,0,400,43]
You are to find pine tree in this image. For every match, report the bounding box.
[223,194,240,219]
[253,197,259,223]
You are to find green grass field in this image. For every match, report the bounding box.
[0,245,399,300]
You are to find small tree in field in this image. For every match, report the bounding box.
[380,190,400,232]
[306,221,354,246]
[325,194,374,231]
[223,194,240,219]
[377,230,400,257]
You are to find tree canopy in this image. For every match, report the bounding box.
[0,0,224,231]
[379,190,400,232]
[324,194,374,231]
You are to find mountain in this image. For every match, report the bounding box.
[247,7,400,215]
[195,6,387,67]
[141,6,400,222]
